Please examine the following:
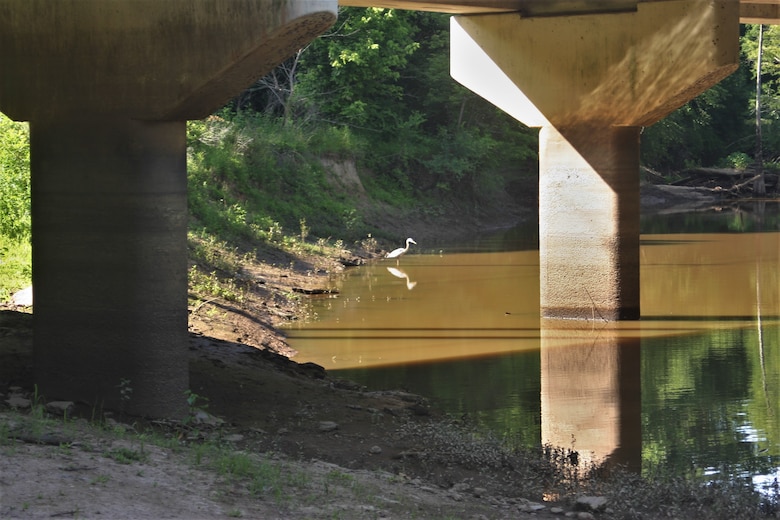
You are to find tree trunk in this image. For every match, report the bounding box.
[754,24,767,196]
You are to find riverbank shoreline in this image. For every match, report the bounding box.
[3,306,776,519]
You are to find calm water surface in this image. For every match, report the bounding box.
[285,203,780,493]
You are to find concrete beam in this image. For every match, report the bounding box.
[339,0,637,15]
[340,0,780,23]
[450,0,739,128]
[0,1,337,121]
[742,1,780,23]
[339,0,524,13]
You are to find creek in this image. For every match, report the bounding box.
[285,202,780,494]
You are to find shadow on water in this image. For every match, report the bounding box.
[285,203,780,493]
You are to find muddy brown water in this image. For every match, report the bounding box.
[286,203,780,494]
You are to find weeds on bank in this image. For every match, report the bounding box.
[188,265,245,303]
[0,235,31,302]
[1,396,380,514]
[0,402,374,518]
[186,225,352,310]
[324,469,372,501]
[188,230,250,277]
[214,451,293,501]
[106,446,147,464]
[90,474,111,486]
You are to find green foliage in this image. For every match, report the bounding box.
[642,68,752,172]
[644,25,780,172]
[743,25,780,110]
[0,114,31,241]
[0,235,31,302]
[183,389,210,426]
[186,111,380,310]
[421,128,498,190]
[1,114,33,301]
[744,24,780,161]
[187,112,367,243]
[298,8,420,129]
[720,151,753,170]
[294,8,538,204]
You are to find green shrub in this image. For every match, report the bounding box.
[0,115,31,241]
[0,236,31,302]
[186,112,368,243]
[720,151,753,170]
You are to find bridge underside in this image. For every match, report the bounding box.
[0,0,769,416]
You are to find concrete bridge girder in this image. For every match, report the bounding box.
[0,0,338,418]
[451,0,740,320]
[0,0,337,121]
[450,0,739,129]
[741,0,780,23]
[340,0,780,24]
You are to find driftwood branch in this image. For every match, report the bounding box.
[190,297,219,316]
[729,174,762,193]
[665,166,777,195]
[640,166,665,180]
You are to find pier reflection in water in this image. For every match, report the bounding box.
[284,205,779,490]
[540,321,642,473]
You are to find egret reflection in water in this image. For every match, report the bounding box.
[386,266,417,290]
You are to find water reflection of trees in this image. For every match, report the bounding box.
[641,325,779,484]
[640,203,780,234]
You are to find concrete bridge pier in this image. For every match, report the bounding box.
[31,118,189,417]
[0,1,337,417]
[539,125,641,320]
[451,0,740,320]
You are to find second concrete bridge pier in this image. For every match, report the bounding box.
[451,0,739,320]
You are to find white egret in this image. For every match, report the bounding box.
[386,238,416,260]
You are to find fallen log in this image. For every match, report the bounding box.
[680,167,745,179]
